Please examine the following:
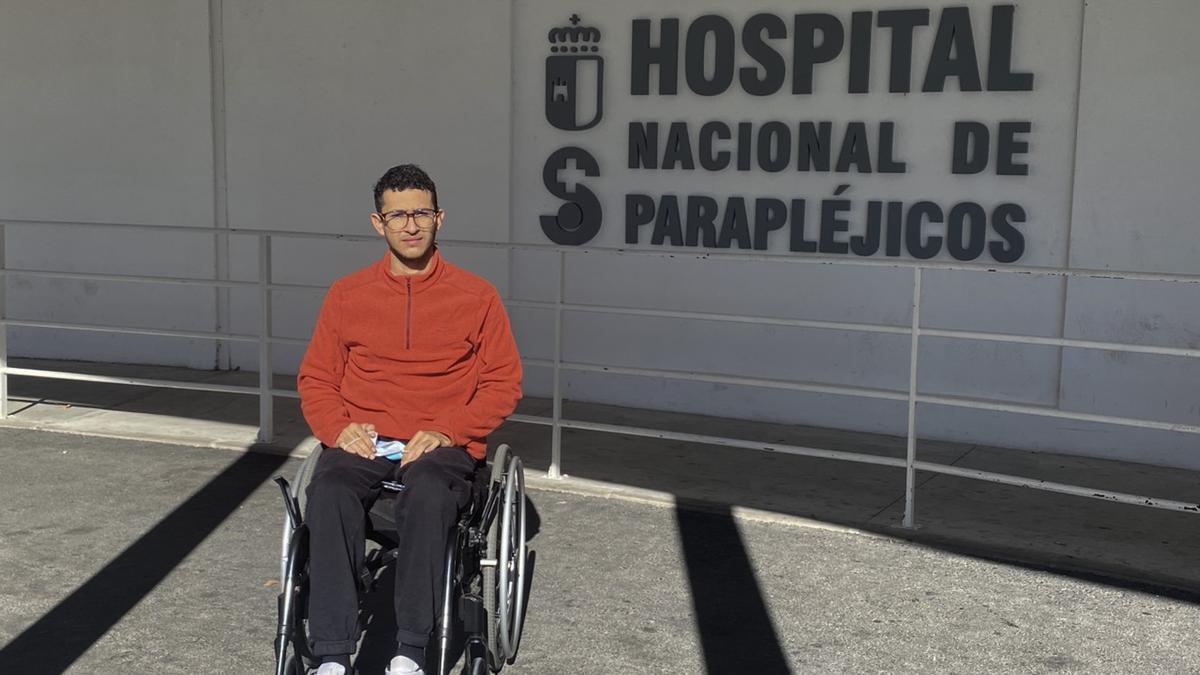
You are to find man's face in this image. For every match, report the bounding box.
[370,188,443,263]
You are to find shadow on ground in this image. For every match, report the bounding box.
[0,450,289,672]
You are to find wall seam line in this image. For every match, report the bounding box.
[209,0,230,371]
[506,0,518,302]
[1056,0,1089,410]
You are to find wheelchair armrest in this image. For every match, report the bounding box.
[274,477,303,529]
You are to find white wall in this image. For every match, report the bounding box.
[2,0,1197,468]
[0,0,217,368]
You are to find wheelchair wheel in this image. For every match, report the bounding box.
[276,519,315,675]
[483,445,527,670]
[483,444,507,670]
[499,455,528,661]
[275,444,322,675]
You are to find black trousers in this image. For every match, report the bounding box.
[305,444,480,658]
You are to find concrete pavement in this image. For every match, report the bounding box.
[1,428,1199,674]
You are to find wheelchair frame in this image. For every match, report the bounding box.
[272,443,528,675]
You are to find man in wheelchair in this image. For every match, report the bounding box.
[293,164,522,675]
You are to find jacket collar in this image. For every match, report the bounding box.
[378,246,445,293]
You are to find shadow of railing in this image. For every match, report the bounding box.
[675,502,792,674]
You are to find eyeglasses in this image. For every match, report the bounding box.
[377,208,440,231]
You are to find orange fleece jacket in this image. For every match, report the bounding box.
[297,249,522,460]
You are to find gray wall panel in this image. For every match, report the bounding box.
[9,277,216,332]
[520,363,555,400]
[1064,276,1200,349]
[562,250,914,325]
[1060,350,1200,428]
[509,307,556,362]
[510,249,563,303]
[918,337,1060,406]
[11,328,215,371]
[562,312,912,391]
[9,277,217,368]
[921,269,1064,338]
[6,226,220,279]
[0,1,214,227]
[1069,0,1200,274]
[562,370,907,436]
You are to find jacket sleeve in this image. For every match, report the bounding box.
[427,292,523,446]
[297,284,352,447]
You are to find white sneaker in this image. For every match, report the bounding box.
[315,663,346,675]
[385,655,425,675]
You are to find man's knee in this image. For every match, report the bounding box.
[397,457,467,513]
[401,457,447,488]
[307,469,363,509]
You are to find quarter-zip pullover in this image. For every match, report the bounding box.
[297,248,522,459]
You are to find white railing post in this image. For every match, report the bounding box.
[549,249,565,479]
[257,234,274,443]
[0,223,7,419]
[903,267,923,528]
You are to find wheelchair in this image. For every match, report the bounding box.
[272,442,529,675]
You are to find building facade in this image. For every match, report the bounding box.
[2,1,1197,466]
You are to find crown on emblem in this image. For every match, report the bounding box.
[548,14,601,53]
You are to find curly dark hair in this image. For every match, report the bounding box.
[373,164,439,212]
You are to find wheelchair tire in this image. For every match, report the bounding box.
[489,444,511,491]
[483,444,509,670]
[469,655,488,675]
[276,522,315,675]
[278,445,321,675]
[498,454,528,662]
[484,447,527,670]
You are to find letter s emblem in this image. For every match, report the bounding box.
[540,146,602,245]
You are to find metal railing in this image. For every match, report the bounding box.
[2,219,1198,528]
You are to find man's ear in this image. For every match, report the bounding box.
[434,209,445,232]
[370,212,386,236]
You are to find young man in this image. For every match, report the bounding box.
[297,164,522,675]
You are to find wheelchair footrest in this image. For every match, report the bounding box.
[459,593,486,635]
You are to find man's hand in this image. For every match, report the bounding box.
[335,422,377,459]
[402,430,452,466]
